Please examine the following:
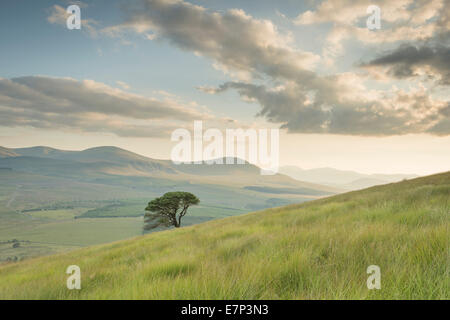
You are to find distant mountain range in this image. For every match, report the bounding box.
[0,146,417,193]
[279,166,418,190]
[0,146,337,191]
[0,146,341,214]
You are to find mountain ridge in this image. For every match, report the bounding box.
[0,146,341,193]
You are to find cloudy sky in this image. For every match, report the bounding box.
[0,0,449,175]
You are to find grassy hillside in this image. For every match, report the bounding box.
[0,172,448,299]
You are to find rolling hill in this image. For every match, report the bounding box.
[0,172,447,299]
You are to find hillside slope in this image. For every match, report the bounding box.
[0,172,448,299]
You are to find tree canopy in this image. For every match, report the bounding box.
[144,191,199,230]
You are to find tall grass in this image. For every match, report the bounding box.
[0,172,448,299]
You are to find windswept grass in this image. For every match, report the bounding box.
[0,172,448,299]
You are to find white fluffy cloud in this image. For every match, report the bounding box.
[103,0,320,80]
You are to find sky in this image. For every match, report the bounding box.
[0,0,449,175]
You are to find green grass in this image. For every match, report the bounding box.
[0,217,144,247]
[0,242,72,262]
[0,208,145,261]
[0,172,448,299]
[0,200,246,262]
[78,199,247,219]
[27,208,88,220]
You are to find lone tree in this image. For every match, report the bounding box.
[144,192,199,230]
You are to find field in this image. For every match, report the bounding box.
[0,202,145,261]
[0,172,448,299]
[0,200,247,262]
[0,169,295,262]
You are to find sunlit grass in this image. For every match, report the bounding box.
[0,172,448,299]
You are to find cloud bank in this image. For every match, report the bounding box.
[0,76,212,137]
[43,0,450,137]
[113,0,449,135]
[202,80,449,136]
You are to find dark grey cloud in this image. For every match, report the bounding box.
[439,104,450,117]
[427,103,450,135]
[362,44,450,85]
[427,118,450,135]
[0,76,208,137]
